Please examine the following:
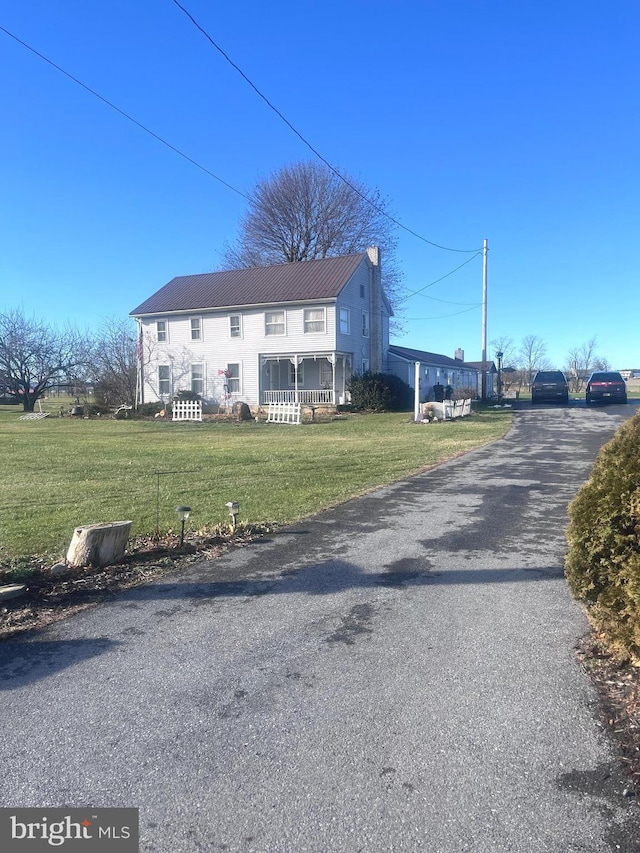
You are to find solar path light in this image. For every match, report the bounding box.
[225,501,240,531]
[175,506,191,546]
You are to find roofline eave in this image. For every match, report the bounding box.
[130,296,338,319]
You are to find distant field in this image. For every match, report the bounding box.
[0,407,511,561]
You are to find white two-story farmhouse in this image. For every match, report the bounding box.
[130,247,391,409]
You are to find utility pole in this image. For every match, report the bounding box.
[481,238,488,401]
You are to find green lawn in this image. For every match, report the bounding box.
[0,407,511,561]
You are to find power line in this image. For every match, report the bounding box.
[421,294,482,306]
[399,252,482,303]
[0,24,249,201]
[411,304,481,320]
[170,0,481,254]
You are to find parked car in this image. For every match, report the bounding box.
[585,371,627,405]
[531,370,569,404]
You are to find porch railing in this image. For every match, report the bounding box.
[262,389,335,405]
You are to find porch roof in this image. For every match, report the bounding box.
[260,350,351,362]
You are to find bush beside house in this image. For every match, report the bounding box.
[347,372,413,412]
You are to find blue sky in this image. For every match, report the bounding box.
[2,0,639,369]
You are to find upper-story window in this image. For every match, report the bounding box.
[229,314,242,338]
[362,310,370,337]
[360,283,366,299]
[304,308,325,334]
[190,318,202,341]
[339,307,350,335]
[265,310,285,336]
[156,320,167,342]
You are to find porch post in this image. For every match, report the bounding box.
[332,355,336,405]
[292,355,299,403]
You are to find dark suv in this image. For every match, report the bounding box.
[531,370,569,404]
[585,371,627,405]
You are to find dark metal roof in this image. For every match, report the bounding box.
[130,253,368,316]
[465,360,497,373]
[388,345,480,370]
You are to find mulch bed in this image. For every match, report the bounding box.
[0,527,270,640]
[576,633,640,795]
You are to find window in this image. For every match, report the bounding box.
[362,358,370,373]
[191,363,204,395]
[360,283,366,298]
[289,361,304,386]
[229,314,242,338]
[225,363,240,393]
[320,360,333,387]
[265,311,285,336]
[304,308,325,334]
[362,310,370,337]
[190,318,202,341]
[339,307,350,335]
[156,320,167,342]
[158,365,171,397]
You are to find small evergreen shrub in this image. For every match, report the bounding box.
[565,410,640,657]
[135,402,167,418]
[347,372,413,412]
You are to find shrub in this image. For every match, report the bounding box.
[347,372,413,412]
[135,402,167,418]
[174,390,201,402]
[453,386,476,401]
[565,410,640,657]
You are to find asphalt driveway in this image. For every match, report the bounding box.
[1,405,639,852]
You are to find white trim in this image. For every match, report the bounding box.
[229,313,242,339]
[190,317,202,341]
[265,309,286,336]
[303,306,326,334]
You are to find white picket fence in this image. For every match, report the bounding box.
[443,398,472,419]
[172,400,203,422]
[266,402,301,425]
[419,398,472,422]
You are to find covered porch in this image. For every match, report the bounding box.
[260,352,352,406]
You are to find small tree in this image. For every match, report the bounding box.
[0,308,90,411]
[91,317,138,408]
[519,335,550,387]
[564,337,610,393]
[347,372,413,412]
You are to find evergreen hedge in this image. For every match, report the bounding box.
[565,409,640,657]
[347,372,413,412]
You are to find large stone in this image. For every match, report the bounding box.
[66,521,132,569]
[0,584,27,601]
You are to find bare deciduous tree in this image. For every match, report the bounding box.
[519,335,550,387]
[91,317,138,408]
[0,308,90,411]
[222,160,404,328]
[564,337,610,392]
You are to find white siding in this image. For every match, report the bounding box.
[138,252,390,405]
